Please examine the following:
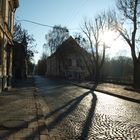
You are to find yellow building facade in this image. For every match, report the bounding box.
[0,0,19,92]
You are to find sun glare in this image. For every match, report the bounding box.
[100,30,130,57]
[101,30,118,46]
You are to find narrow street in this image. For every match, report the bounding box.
[34,76,140,140]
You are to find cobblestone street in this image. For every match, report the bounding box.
[0,76,139,139]
[35,76,140,140]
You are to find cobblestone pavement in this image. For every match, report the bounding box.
[0,77,50,140]
[35,76,140,140]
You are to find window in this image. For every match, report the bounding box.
[8,2,12,31]
[0,0,5,16]
[0,0,3,11]
[68,59,72,66]
[0,39,2,65]
[76,58,81,67]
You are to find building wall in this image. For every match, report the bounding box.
[46,56,60,77]
[46,52,88,80]
[46,36,91,80]
[0,0,19,92]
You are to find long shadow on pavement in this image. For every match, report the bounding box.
[22,91,91,139]
[46,91,91,131]
[23,83,97,140]
[79,90,97,140]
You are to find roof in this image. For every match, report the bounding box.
[47,36,89,60]
[53,36,82,56]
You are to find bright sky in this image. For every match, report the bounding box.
[15,0,131,64]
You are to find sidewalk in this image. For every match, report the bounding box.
[72,81,140,103]
[0,77,50,140]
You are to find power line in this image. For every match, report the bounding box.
[15,17,81,31]
[15,18,54,28]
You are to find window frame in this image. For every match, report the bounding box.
[0,0,5,17]
[76,58,81,67]
[0,38,2,65]
[7,1,13,31]
[68,58,72,66]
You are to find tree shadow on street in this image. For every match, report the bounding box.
[46,91,91,131]
[79,89,97,140]
[23,83,98,140]
[19,91,91,140]
[0,77,97,140]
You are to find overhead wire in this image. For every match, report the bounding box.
[15,17,81,31]
[14,0,88,32]
[15,18,54,28]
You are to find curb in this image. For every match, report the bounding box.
[72,83,140,104]
[33,88,51,140]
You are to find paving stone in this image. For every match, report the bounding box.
[13,131,23,138]
[6,135,15,140]
[3,120,28,129]
[37,109,43,116]
[28,121,38,128]
[38,120,45,126]
[0,130,10,138]
[21,128,34,136]
[33,136,40,140]
[39,128,49,135]
[40,134,50,140]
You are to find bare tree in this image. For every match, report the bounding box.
[81,16,107,83]
[44,25,69,55]
[13,23,35,49]
[74,33,95,80]
[108,0,140,88]
[13,23,36,61]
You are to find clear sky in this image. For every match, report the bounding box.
[15,0,130,63]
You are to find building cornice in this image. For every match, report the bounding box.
[13,0,19,8]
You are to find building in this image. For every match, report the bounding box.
[0,0,19,92]
[46,36,89,80]
[12,34,28,80]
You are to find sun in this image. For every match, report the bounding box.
[101,30,118,46]
[100,30,130,57]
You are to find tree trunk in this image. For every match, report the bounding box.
[133,60,140,88]
[94,66,100,83]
